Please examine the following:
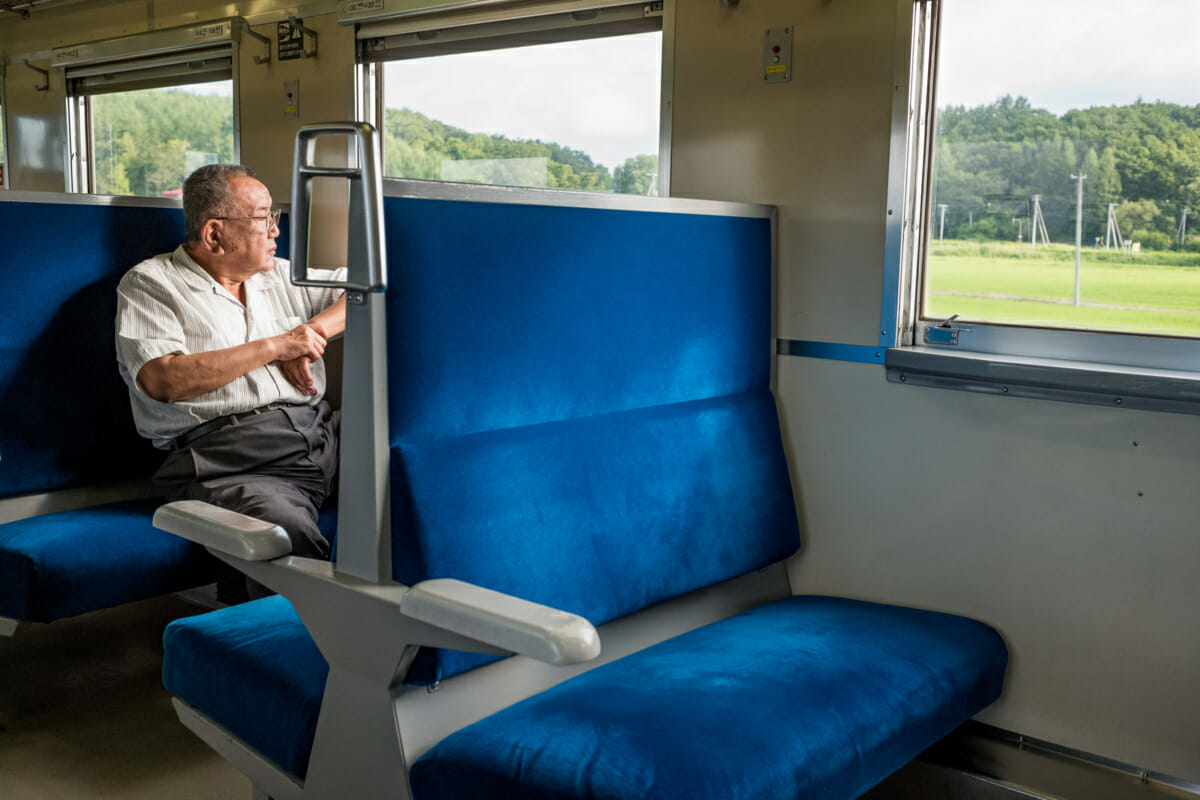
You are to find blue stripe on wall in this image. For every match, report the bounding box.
[776,339,885,364]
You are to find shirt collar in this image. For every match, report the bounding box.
[172,245,281,295]
[172,245,218,292]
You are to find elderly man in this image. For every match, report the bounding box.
[116,164,346,561]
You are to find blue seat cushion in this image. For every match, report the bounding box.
[410,596,1008,800]
[161,508,337,780]
[0,498,226,622]
[163,594,328,780]
[395,391,801,684]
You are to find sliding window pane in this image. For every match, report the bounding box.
[926,0,1200,337]
[381,32,661,194]
[90,81,234,197]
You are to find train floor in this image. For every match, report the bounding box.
[0,593,248,799]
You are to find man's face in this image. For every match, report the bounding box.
[220,176,279,274]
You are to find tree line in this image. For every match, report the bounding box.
[91,89,235,197]
[382,107,658,195]
[934,95,1200,250]
[77,88,658,198]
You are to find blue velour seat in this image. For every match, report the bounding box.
[159,177,1007,799]
[0,498,223,623]
[410,596,1006,800]
[0,197,243,627]
[164,595,328,779]
[162,506,338,780]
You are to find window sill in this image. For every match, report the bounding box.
[884,346,1200,416]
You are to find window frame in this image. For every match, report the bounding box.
[349,0,673,196]
[54,20,242,195]
[0,61,7,191]
[882,0,1200,414]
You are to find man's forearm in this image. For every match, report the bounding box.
[308,295,347,339]
[137,324,327,403]
[138,339,280,403]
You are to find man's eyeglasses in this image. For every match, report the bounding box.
[214,208,282,232]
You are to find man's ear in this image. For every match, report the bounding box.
[199,219,224,255]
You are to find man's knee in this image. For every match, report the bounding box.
[197,478,330,560]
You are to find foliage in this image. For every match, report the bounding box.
[1114,199,1162,236]
[74,89,655,198]
[614,154,659,195]
[933,95,1200,250]
[383,107,611,190]
[1131,229,1172,252]
[91,88,234,197]
[383,107,656,195]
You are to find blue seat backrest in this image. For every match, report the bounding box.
[380,195,800,683]
[0,199,180,497]
[0,198,293,500]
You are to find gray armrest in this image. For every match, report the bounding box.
[153,500,292,561]
[401,578,600,665]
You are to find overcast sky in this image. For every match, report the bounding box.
[383,32,661,171]
[937,0,1200,114]
[184,3,1198,167]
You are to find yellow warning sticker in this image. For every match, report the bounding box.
[766,65,787,74]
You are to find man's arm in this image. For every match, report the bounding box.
[278,294,348,395]
[306,294,347,340]
[138,324,327,403]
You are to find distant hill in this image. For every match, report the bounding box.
[934,95,1200,249]
[383,107,657,194]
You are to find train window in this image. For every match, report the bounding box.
[885,0,1200,405]
[86,83,234,197]
[54,21,239,196]
[355,2,668,194]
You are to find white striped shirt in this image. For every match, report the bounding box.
[115,245,346,448]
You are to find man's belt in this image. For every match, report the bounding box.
[172,403,295,450]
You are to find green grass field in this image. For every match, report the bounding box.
[926,241,1200,336]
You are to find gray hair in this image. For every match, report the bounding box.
[183,164,257,243]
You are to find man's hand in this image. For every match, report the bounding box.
[275,325,327,396]
[273,324,327,362]
[279,356,317,396]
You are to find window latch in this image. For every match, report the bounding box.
[924,313,967,346]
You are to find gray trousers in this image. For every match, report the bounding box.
[154,402,339,559]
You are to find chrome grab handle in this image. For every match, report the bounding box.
[289,122,387,298]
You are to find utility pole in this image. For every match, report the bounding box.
[1105,203,1122,250]
[1180,208,1189,245]
[1071,174,1085,306]
[938,203,948,244]
[1031,194,1050,248]
[1013,216,1024,242]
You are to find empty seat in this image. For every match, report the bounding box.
[0,498,222,622]
[164,595,327,780]
[411,596,1006,800]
